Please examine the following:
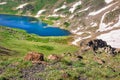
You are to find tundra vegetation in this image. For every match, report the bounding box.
[0,0,120,80]
[0,26,120,80]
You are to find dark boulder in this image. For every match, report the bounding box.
[87,39,107,54]
[87,39,118,55]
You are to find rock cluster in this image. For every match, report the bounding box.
[87,39,120,55]
[24,52,62,64]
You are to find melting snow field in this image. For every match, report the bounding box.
[97,29,120,48]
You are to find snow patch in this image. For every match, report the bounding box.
[69,1,82,13]
[69,15,75,19]
[72,37,82,45]
[0,2,7,5]
[104,0,113,4]
[16,3,28,10]
[90,22,98,27]
[48,14,66,17]
[97,29,120,48]
[69,7,90,19]
[35,9,46,17]
[112,6,119,11]
[78,7,90,13]
[71,27,81,33]
[76,32,84,35]
[88,2,117,16]
[54,5,67,13]
[98,11,110,31]
[72,35,91,45]
[98,11,120,32]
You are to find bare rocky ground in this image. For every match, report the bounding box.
[0,63,87,80]
[20,64,45,80]
[0,64,44,80]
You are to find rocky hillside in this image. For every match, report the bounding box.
[0,0,120,47]
[0,1,120,80]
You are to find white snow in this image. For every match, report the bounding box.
[112,6,119,11]
[104,0,113,4]
[69,15,75,19]
[0,2,7,5]
[71,27,80,33]
[78,7,90,13]
[97,29,120,48]
[54,5,67,13]
[72,35,91,45]
[48,14,59,17]
[88,2,117,16]
[35,9,46,17]
[112,15,120,27]
[72,37,82,45]
[69,7,90,19]
[16,3,28,10]
[98,11,110,31]
[90,22,98,27]
[76,32,84,35]
[98,11,120,32]
[48,14,66,17]
[69,1,82,13]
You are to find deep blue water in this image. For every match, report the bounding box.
[0,14,70,36]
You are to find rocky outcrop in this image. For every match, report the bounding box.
[24,52,44,63]
[47,54,60,61]
[87,39,119,55]
[87,39,107,53]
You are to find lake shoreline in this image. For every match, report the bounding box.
[0,14,71,36]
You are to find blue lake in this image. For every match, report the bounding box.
[0,14,70,36]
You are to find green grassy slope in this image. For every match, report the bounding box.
[0,26,78,79]
[0,26,78,55]
[0,26,120,80]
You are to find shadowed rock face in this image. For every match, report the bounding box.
[87,39,119,55]
[24,52,44,62]
[87,39,107,53]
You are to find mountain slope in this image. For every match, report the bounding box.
[0,1,120,80]
[0,0,120,47]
